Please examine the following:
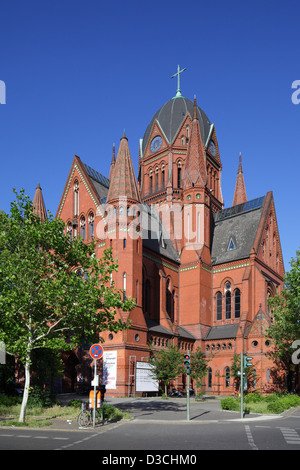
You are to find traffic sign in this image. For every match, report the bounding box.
[89,344,104,360]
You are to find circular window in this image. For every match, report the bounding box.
[135,334,140,342]
[252,340,258,347]
[108,333,113,341]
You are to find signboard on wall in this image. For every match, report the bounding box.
[102,350,117,390]
[135,361,159,392]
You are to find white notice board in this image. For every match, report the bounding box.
[102,350,117,389]
[135,361,159,392]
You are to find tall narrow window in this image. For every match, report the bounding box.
[80,216,86,240]
[74,181,79,216]
[67,222,73,239]
[225,367,230,388]
[155,169,159,192]
[88,212,94,238]
[123,273,126,301]
[161,166,165,189]
[234,289,241,318]
[208,368,212,388]
[226,291,231,319]
[149,173,153,194]
[216,292,222,320]
[135,280,138,303]
[177,164,182,188]
[197,211,200,244]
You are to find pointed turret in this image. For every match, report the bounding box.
[182,97,207,189]
[33,183,47,222]
[106,132,141,204]
[109,143,116,181]
[232,153,247,206]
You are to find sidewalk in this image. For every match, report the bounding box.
[43,395,282,431]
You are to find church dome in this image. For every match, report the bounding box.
[142,95,211,155]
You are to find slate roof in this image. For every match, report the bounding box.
[142,96,211,155]
[211,196,265,266]
[146,318,196,340]
[205,324,239,340]
[141,204,179,263]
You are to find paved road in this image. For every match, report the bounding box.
[1,396,300,452]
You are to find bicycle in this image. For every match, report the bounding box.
[77,402,103,427]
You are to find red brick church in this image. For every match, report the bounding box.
[34,73,284,396]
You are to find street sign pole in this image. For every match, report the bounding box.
[240,351,243,419]
[187,372,190,421]
[89,344,104,428]
[93,358,97,428]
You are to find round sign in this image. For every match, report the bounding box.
[89,344,104,360]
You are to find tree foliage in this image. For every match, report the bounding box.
[266,249,300,368]
[149,343,183,395]
[0,189,135,421]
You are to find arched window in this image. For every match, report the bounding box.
[166,279,172,318]
[80,216,86,240]
[225,367,230,388]
[149,171,153,194]
[234,289,241,318]
[177,162,182,188]
[207,368,212,388]
[216,292,222,320]
[88,212,94,238]
[74,180,79,216]
[225,282,231,319]
[226,291,231,319]
[67,222,73,239]
[155,168,159,192]
[161,165,165,189]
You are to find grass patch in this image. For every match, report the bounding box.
[221,392,300,414]
[0,394,131,427]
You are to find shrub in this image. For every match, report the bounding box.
[244,392,263,403]
[267,400,287,414]
[221,397,239,411]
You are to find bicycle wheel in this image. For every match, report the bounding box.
[78,410,91,427]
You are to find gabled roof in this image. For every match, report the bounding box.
[211,196,265,265]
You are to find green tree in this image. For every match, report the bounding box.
[266,249,300,390]
[190,347,209,395]
[149,343,183,396]
[0,189,135,422]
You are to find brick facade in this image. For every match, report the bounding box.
[48,91,284,396]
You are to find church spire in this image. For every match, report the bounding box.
[232,153,247,206]
[182,97,207,189]
[109,143,116,181]
[106,132,140,204]
[33,183,47,222]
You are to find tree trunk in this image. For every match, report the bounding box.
[19,356,31,423]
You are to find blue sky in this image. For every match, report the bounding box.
[0,0,299,271]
